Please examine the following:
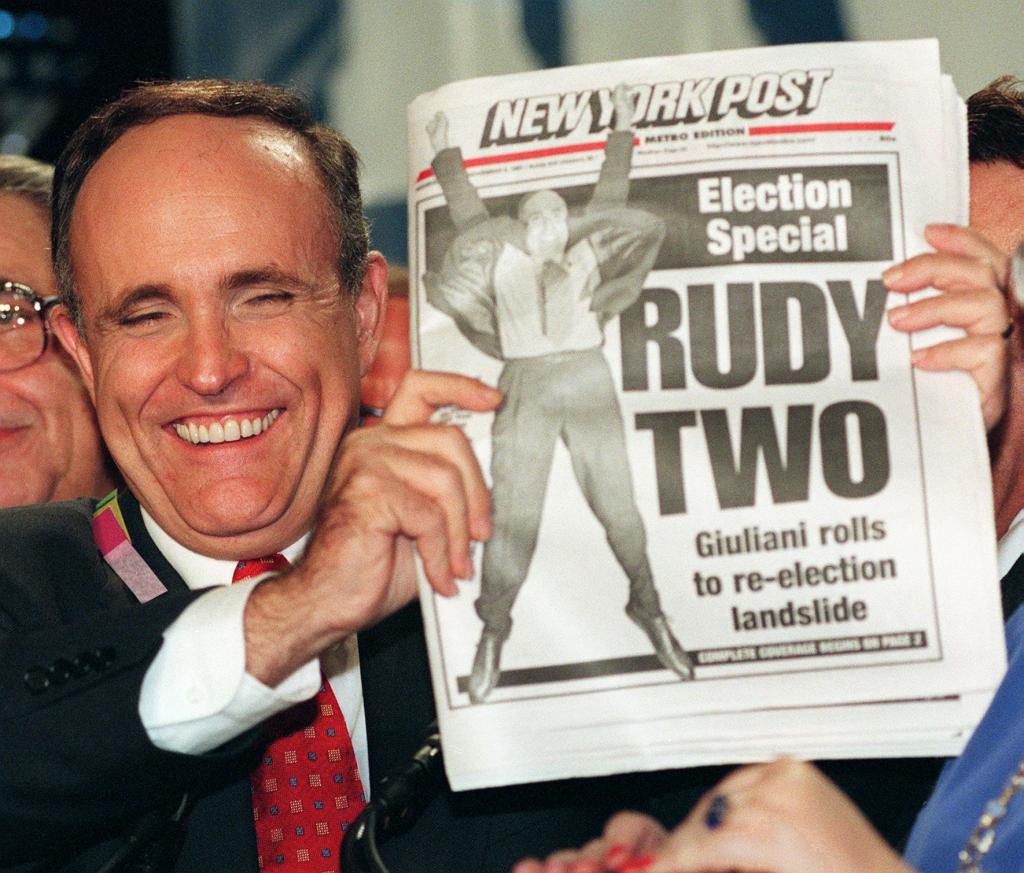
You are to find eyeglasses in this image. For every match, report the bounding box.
[0,280,60,373]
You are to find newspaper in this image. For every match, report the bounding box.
[407,39,1006,790]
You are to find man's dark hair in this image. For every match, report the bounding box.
[52,79,369,327]
[968,75,1024,169]
[0,154,53,213]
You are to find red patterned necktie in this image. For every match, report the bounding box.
[233,555,367,871]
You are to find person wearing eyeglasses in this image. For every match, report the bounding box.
[0,155,117,507]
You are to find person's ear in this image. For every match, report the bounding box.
[50,304,97,404]
[354,252,389,376]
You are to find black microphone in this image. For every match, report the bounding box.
[341,722,445,873]
[94,793,190,873]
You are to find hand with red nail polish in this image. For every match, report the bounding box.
[513,812,667,873]
[645,759,912,873]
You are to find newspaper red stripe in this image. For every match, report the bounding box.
[749,121,895,135]
[416,137,641,182]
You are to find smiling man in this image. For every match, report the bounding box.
[0,155,116,508]
[59,110,376,559]
[0,80,653,873]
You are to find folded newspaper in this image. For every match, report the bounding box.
[406,39,1006,790]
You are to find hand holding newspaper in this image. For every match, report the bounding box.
[407,39,1006,790]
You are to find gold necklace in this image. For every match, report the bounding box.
[957,758,1024,872]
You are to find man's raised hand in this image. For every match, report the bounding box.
[243,371,500,686]
[427,111,451,155]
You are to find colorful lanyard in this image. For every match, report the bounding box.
[91,490,168,604]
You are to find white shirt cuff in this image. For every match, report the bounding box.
[139,580,321,755]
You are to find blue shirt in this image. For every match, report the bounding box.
[904,605,1024,872]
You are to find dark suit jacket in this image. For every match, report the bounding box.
[0,494,653,872]
[0,493,944,872]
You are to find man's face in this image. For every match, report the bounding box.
[0,193,111,507]
[521,190,569,264]
[969,159,1024,254]
[55,115,385,558]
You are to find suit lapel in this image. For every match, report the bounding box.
[1002,550,1024,621]
[116,489,190,596]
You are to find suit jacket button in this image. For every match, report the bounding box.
[49,658,75,685]
[91,647,117,669]
[72,654,94,676]
[24,668,50,694]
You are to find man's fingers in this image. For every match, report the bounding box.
[360,422,492,543]
[924,222,1008,263]
[347,437,478,582]
[327,369,499,607]
[387,482,459,596]
[884,224,1010,295]
[384,370,502,426]
[884,251,1007,296]
[393,443,473,581]
[887,287,1008,334]
[877,223,1011,434]
[912,333,1007,429]
[912,333,1006,378]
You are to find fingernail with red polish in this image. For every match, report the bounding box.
[604,845,629,867]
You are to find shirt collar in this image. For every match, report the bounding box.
[139,504,311,591]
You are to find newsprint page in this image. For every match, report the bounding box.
[407,39,1006,791]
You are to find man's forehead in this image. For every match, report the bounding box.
[69,113,328,259]
[80,114,313,196]
[0,194,55,293]
[68,113,338,315]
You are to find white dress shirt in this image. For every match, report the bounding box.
[136,507,369,787]
[494,240,603,359]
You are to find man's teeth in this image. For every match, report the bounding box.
[173,410,280,445]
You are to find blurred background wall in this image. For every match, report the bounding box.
[0,0,1019,265]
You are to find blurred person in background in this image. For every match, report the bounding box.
[969,78,1024,609]
[0,154,117,507]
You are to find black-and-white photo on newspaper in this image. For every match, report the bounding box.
[425,84,694,705]
[408,39,1007,790]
